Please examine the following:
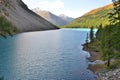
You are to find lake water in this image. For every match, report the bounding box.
[0,29,97,80]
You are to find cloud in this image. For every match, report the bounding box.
[22,0,84,18]
[38,0,64,10]
[51,0,64,9]
[22,0,64,9]
[62,10,87,18]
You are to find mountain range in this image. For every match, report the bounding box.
[32,8,74,26]
[64,4,113,28]
[0,0,58,33]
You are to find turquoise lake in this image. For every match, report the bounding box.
[0,29,97,80]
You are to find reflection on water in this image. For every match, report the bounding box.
[0,29,96,80]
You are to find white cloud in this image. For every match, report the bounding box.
[61,10,87,18]
[22,0,86,18]
[22,0,64,9]
[37,0,64,10]
[50,0,64,9]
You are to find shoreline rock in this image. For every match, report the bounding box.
[82,43,99,62]
[83,43,120,80]
[97,69,120,80]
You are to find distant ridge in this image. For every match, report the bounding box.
[84,4,113,15]
[64,4,114,28]
[32,8,74,26]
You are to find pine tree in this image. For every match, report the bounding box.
[108,0,120,24]
[96,24,102,39]
[89,27,94,42]
[96,25,114,67]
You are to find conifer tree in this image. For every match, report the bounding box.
[108,0,120,24]
[89,27,94,42]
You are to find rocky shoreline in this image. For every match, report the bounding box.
[83,44,120,80]
[97,69,120,80]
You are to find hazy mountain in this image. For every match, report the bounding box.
[32,8,74,26]
[59,14,74,23]
[64,4,113,28]
[0,0,58,32]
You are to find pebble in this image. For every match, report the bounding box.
[97,69,120,80]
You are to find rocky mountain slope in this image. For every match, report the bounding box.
[0,0,58,32]
[64,4,113,28]
[32,8,74,26]
[59,14,73,23]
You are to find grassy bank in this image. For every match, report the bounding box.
[0,15,17,38]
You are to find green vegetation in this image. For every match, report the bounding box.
[95,24,120,66]
[0,0,11,7]
[86,0,120,69]
[87,24,120,68]
[0,15,17,38]
[64,4,113,28]
[89,27,94,42]
[89,64,107,72]
[108,0,120,24]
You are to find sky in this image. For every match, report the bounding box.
[22,0,112,18]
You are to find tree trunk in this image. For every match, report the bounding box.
[107,59,111,67]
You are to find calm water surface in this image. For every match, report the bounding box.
[0,29,96,80]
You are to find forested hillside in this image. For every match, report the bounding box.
[86,0,120,68]
[64,4,113,28]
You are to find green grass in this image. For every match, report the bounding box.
[0,15,17,38]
